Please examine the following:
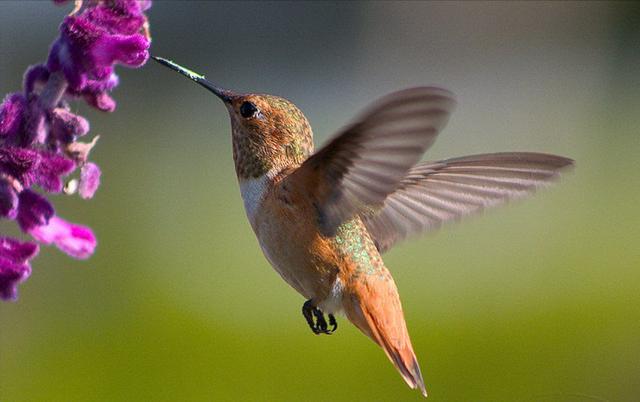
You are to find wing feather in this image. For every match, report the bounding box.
[290,87,456,236]
[362,152,574,253]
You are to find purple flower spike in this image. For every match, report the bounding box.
[1,0,152,301]
[17,190,55,232]
[30,216,96,259]
[79,162,100,199]
[0,237,39,301]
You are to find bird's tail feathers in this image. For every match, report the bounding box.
[346,296,427,397]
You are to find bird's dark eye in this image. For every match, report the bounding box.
[240,101,258,118]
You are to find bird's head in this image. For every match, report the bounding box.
[153,56,313,178]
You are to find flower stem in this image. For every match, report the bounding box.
[37,71,68,109]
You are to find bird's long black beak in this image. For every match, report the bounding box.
[152,56,233,102]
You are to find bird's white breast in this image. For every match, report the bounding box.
[238,169,278,225]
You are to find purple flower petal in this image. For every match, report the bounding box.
[34,152,75,192]
[0,179,18,219]
[0,148,73,192]
[85,1,147,35]
[79,162,100,199]
[84,72,119,93]
[30,216,96,259]
[0,256,32,301]
[48,14,150,92]
[93,32,150,67]
[0,237,39,262]
[48,16,105,90]
[84,91,116,112]
[50,108,90,144]
[17,189,54,232]
[0,256,30,300]
[0,93,27,139]
[139,0,152,12]
[0,236,39,301]
[0,146,40,187]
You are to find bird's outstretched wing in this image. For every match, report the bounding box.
[289,87,456,236]
[361,152,574,253]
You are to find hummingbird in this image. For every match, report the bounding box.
[153,56,573,397]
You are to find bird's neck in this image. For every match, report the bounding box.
[231,130,313,181]
[232,137,299,180]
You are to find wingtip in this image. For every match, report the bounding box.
[550,154,575,175]
[561,156,576,169]
[545,153,575,169]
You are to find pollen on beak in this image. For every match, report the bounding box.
[152,56,234,102]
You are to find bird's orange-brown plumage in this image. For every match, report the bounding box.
[255,172,426,395]
[343,269,426,396]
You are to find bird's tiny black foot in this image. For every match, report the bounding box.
[302,299,338,335]
[302,300,317,333]
[328,313,337,333]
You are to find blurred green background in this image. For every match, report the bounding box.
[1,2,639,401]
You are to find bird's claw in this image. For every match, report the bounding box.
[302,299,337,335]
[328,313,337,333]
